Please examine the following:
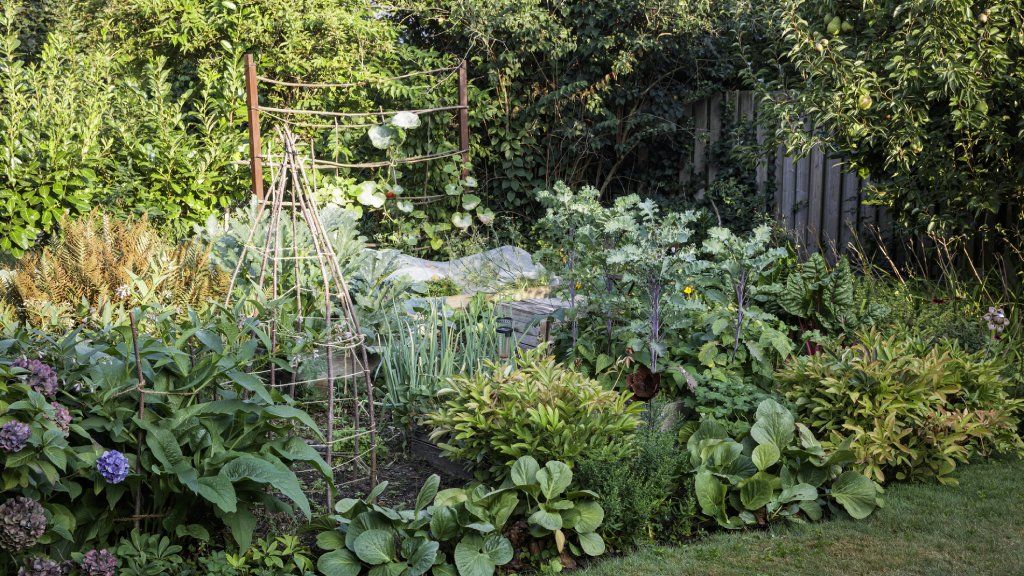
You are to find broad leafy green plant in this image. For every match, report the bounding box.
[686,399,882,528]
[316,456,606,576]
[315,474,511,576]
[778,253,855,338]
[0,300,329,563]
[425,347,643,482]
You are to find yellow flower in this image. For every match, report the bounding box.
[683,285,695,295]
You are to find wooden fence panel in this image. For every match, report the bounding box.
[678,90,896,261]
[822,157,844,262]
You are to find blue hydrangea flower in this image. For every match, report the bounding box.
[12,358,59,398]
[96,450,130,484]
[0,421,30,453]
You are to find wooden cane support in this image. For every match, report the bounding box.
[245,54,265,203]
[458,59,470,178]
[129,310,146,532]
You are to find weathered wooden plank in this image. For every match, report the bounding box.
[877,206,894,269]
[781,154,797,228]
[839,172,860,255]
[678,102,693,187]
[707,93,723,185]
[774,143,786,221]
[496,299,568,350]
[858,181,878,252]
[693,98,708,191]
[806,144,825,254]
[751,92,769,199]
[822,156,843,263]
[794,153,810,246]
[739,90,755,122]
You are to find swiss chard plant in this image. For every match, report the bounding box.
[685,399,883,528]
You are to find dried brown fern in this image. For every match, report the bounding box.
[6,211,227,325]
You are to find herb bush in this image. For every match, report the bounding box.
[425,347,644,482]
[685,399,883,528]
[315,456,605,576]
[0,301,328,572]
[776,330,1024,485]
[573,428,693,552]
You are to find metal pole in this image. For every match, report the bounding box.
[458,59,470,178]
[245,54,265,203]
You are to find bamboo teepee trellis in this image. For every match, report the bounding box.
[225,126,378,505]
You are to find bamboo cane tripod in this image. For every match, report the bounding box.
[225,126,378,507]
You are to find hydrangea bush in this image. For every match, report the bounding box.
[0,496,47,552]
[12,358,59,397]
[17,556,66,576]
[79,549,118,576]
[0,300,330,569]
[0,420,30,452]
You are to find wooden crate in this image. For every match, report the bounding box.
[496,298,568,350]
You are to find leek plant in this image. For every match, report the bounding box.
[376,295,516,428]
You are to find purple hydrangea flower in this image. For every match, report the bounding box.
[79,549,118,576]
[17,556,65,576]
[49,403,71,436]
[12,358,59,398]
[0,497,46,552]
[96,450,130,484]
[0,421,31,453]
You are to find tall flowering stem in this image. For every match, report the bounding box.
[129,308,146,531]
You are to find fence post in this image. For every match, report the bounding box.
[244,54,265,203]
[458,59,470,178]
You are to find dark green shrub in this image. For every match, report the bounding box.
[574,428,693,552]
[776,330,1024,485]
[756,0,1024,255]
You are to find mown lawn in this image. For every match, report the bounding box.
[578,458,1024,576]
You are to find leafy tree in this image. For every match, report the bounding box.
[753,0,1024,247]
[399,0,744,210]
